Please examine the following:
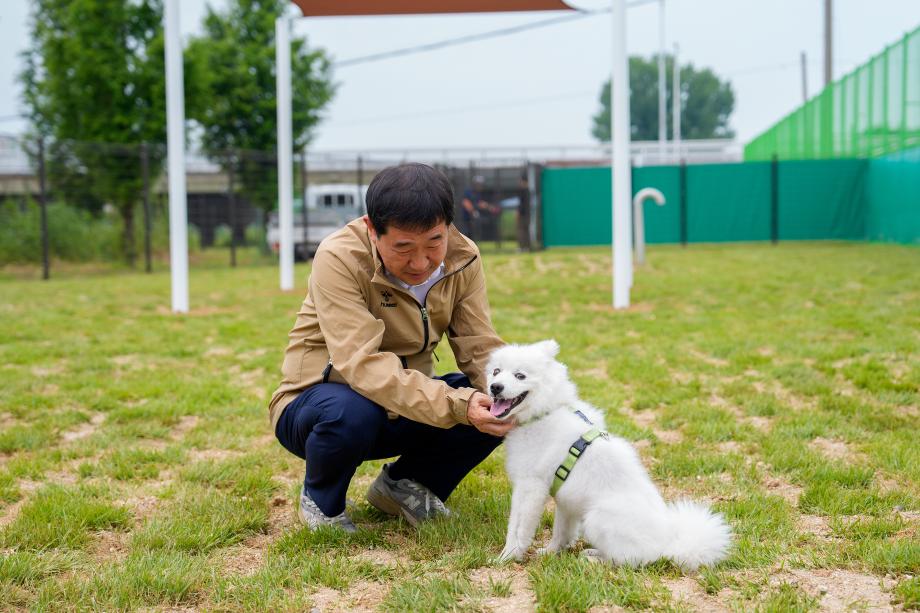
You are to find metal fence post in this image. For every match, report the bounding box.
[141,142,152,273]
[227,151,237,268]
[38,136,50,280]
[771,155,780,244]
[679,159,688,246]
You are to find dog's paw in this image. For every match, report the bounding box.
[580,548,605,562]
[535,545,558,556]
[497,545,525,563]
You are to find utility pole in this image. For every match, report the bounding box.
[801,51,809,103]
[824,0,833,85]
[658,0,667,158]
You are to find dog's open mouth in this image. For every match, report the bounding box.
[489,392,528,419]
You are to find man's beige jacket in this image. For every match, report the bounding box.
[269,218,504,430]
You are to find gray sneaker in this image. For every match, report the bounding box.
[298,487,356,533]
[366,463,451,527]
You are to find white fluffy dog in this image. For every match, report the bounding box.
[487,340,731,570]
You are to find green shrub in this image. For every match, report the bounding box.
[244,222,264,247]
[0,201,120,263]
[213,224,232,247]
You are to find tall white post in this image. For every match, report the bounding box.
[611,0,632,309]
[164,0,188,313]
[657,0,666,160]
[673,43,682,161]
[276,15,295,291]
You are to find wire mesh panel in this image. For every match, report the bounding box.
[745,25,920,161]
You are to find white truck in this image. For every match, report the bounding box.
[267,184,367,260]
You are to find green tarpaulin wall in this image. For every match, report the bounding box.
[865,148,920,243]
[541,158,918,247]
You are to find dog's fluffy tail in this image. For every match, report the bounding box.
[662,500,731,570]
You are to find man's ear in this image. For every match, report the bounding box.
[363,215,377,242]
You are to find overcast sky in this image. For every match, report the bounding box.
[2,0,919,151]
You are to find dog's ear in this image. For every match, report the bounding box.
[533,339,560,358]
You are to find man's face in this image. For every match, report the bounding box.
[365,216,449,286]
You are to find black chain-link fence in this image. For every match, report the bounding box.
[0,136,541,275]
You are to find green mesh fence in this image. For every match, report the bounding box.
[745,25,920,161]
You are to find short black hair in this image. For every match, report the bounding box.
[365,163,454,235]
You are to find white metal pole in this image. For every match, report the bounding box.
[673,43,682,161]
[164,0,188,313]
[657,0,666,161]
[276,16,295,291]
[612,0,632,309]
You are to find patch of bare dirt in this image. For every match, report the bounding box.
[655,429,684,444]
[228,364,268,399]
[708,393,774,432]
[762,474,803,506]
[797,514,833,538]
[61,412,105,443]
[576,254,607,275]
[670,371,695,385]
[238,348,269,361]
[810,437,857,462]
[0,498,27,529]
[188,448,245,462]
[170,415,200,440]
[204,346,233,357]
[716,441,742,454]
[31,361,68,377]
[620,408,682,445]
[469,566,535,613]
[752,380,815,411]
[746,416,773,432]
[690,350,730,369]
[220,539,267,578]
[663,577,732,612]
[309,580,388,613]
[355,549,401,567]
[776,569,896,612]
[581,360,609,380]
[91,529,129,563]
[123,495,161,521]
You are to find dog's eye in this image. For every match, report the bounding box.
[492,368,501,376]
[514,372,526,380]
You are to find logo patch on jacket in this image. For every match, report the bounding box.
[380,289,397,308]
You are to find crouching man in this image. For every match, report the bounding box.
[270,163,512,531]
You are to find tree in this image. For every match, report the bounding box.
[20,0,176,265]
[185,0,335,215]
[592,55,735,143]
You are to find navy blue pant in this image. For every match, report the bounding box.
[274,373,503,517]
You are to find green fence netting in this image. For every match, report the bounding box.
[745,24,920,161]
[540,160,886,248]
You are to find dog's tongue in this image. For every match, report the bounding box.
[490,398,512,417]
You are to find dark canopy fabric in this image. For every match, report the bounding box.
[290,0,574,17]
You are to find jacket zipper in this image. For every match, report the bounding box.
[413,255,477,355]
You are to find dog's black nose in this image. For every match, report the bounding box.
[490,383,503,396]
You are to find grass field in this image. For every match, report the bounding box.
[1,242,918,612]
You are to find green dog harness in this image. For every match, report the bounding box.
[549,411,608,497]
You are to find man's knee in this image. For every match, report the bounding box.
[313,388,387,449]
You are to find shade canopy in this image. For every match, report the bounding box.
[290,0,573,17]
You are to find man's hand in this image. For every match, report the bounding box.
[467,392,515,437]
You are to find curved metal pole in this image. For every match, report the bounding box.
[632,187,665,268]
